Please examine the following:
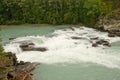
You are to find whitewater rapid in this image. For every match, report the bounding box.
[4,27,120,69]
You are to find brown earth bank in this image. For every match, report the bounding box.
[95,8,120,37]
[0,52,36,80]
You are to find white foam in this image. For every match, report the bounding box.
[4,26,120,69]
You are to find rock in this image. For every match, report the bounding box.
[21,46,47,52]
[20,47,33,51]
[20,42,35,48]
[7,61,35,80]
[20,44,29,48]
[19,41,47,52]
[34,47,47,52]
[108,29,120,34]
[92,43,98,47]
[20,43,48,52]
[96,40,103,45]
[90,37,99,40]
[103,42,111,47]
[16,62,35,72]
[95,8,120,37]
[0,50,40,80]
[0,52,35,80]
[97,26,105,32]
[108,33,116,37]
[92,39,111,47]
[9,38,16,40]
[116,32,120,36]
[8,71,33,80]
[71,36,83,39]
[69,27,75,31]
[28,43,35,45]
[19,61,25,65]
[108,30,120,37]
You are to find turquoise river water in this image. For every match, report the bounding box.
[0,25,120,80]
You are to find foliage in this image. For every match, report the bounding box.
[0,0,114,25]
[0,24,4,59]
[0,41,5,60]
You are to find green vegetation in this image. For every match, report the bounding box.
[0,43,3,53]
[0,0,115,25]
[0,26,4,59]
[0,40,5,60]
[0,38,5,60]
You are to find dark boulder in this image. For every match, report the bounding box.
[92,43,98,47]
[21,47,33,51]
[18,61,25,65]
[20,46,48,52]
[108,29,120,37]
[20,44,29,48]
[9,38,16,40]
[69,27,75,31]
[0,52,35,80]
[96,39,108,44]
[92,39,111,47]
[71,36,84,39]
[90,37,99,40]
[116,32,120,36]
[103,42,111,47]
[19,42,48,52]
[96,40,103,45]
[33,47,48,52]
[19,42,35,48]
[108,33,116,37]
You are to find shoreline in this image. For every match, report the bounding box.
[0,23,83,27]
[0,24,60,27]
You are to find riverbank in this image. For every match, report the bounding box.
[0,52,35,80]
[95,8,120,37]
[0,24,56,27]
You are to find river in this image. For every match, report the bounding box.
[0,25,120,80]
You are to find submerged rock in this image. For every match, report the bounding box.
[92,43,98,47]
[33,47,47,52]
[20,46,47,52]
[69,27,75,31]
[90,37,99,40]
[108,33,116,37]
[92,39,111,47]
[71,36,83,39]
[19,41,47,52]
[9,38,16,40]
[20,42,35,48]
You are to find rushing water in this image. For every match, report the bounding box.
[1,25,120,80]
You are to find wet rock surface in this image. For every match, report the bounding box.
[9,38,16,40]
[0,52,36,80]
[90,37,99,40]
[92,39,111,47]
[95,9,120,37]
[19,42,47,52]
[71,36,83,39]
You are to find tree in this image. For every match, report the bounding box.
[0,0,114,25]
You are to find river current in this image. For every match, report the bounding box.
[1,25,120,80]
